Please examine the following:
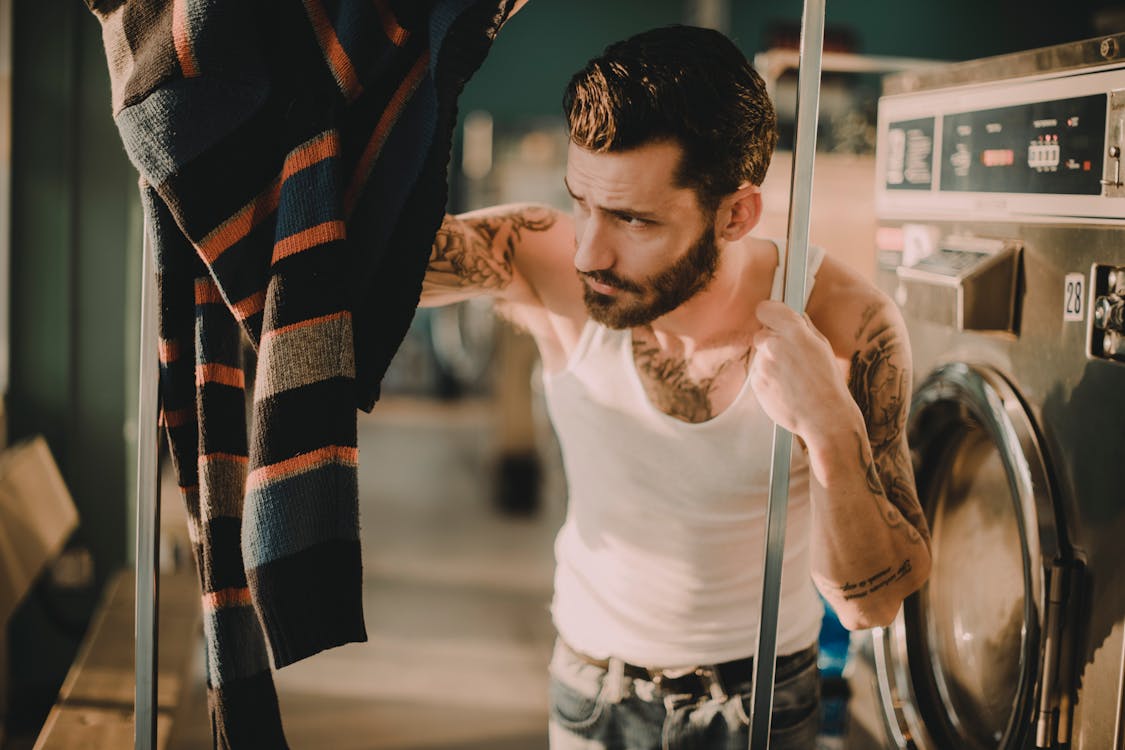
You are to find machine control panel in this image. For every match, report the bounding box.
[938,94,1106,195]
[1091,265,1125,362]
[877,67,1125,220]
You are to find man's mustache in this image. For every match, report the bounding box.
[579,269,644,294]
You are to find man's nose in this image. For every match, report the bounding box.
[573,215,614,274]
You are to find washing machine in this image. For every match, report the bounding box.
[845,34,1125,750]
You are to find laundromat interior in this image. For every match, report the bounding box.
[2,0,1125,748]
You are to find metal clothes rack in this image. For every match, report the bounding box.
[134,220,160,750]
[130,2,828,747]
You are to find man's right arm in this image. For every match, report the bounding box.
[420,203,563,309]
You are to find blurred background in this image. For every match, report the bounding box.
[2,0,1125,748]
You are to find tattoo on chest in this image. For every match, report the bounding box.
[431,207,556,289]
[631,336,752,423]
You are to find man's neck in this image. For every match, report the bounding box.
[637,235,777,354]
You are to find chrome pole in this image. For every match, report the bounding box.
[747,0,826,747]
[134,216,160,750]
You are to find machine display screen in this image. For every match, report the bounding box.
[885,117,936,190]
[939,94,1106,195]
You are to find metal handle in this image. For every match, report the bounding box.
[134,215,161,750]
[747,1,827,748]
[1035,563,1067,747]
[1101,145,1122,187]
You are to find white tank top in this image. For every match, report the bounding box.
[542,241,826,667]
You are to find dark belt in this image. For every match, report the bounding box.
[563,641,817,700]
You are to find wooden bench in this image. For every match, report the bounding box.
[32,569,201,750]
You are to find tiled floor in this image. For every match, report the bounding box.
[169,396,566,749]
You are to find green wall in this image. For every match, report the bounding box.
[7,0,139,730]
[463,0,1102,123]
[461,0,686,120]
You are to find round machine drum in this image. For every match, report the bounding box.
[873,362,1067,750]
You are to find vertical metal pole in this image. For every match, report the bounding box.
[134,217,160,750]
[747,1,826,748]
[0,0,12,401]
[1114,621,1125,749]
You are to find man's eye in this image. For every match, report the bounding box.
[619,215,649,228]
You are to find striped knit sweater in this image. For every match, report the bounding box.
[85,0,517,746]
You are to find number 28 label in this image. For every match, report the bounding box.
[1064,273,1085,322]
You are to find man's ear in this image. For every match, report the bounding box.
[717,184,762,241]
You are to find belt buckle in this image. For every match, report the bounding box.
[650,664,727,710]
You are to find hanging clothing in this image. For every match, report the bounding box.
[85,1,518,746]
[544,242,827,668]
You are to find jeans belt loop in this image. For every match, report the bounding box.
[604,656,626,704]
[696,664,728,701]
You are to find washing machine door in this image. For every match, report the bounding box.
[873,362,1071,750]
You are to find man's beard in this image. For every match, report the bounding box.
[580,223,719,329]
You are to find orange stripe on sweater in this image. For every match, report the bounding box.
[202,587,253,612]
[372,0,410,46]
[199,453,249,466]
[172,0,200,78]
[345,51,429,214]
[262,310,350,342]
[304,0,363,102]
[197,179,282,264]
[283,131,340,181]
[194,278,224,305]
[247,445,359,490]
[194,132,335,267]
[160,407,193,428]
[272,220,346,264]
[231,290,266,320]
[159,338,181,364]
[195,364,245,389]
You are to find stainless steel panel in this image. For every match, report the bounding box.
[884,34,1125,96]
[896,240,1021,333]
[871,35,1125,750]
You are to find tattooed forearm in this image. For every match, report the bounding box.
[849,304,930,546]
[429,206,556,291]
[835,559,914,601]
[858,434,924,545]
[848,305,907,451]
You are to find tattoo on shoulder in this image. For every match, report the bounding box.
[855,302,880,341]
[431,206,556,290]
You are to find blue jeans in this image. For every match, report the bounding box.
[548,640,820,750]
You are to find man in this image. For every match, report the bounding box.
[420,25,931,749]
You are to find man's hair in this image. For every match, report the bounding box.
[563,25,777,211]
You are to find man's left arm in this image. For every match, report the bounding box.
[752,296,932,630]
[811,298,932,629]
